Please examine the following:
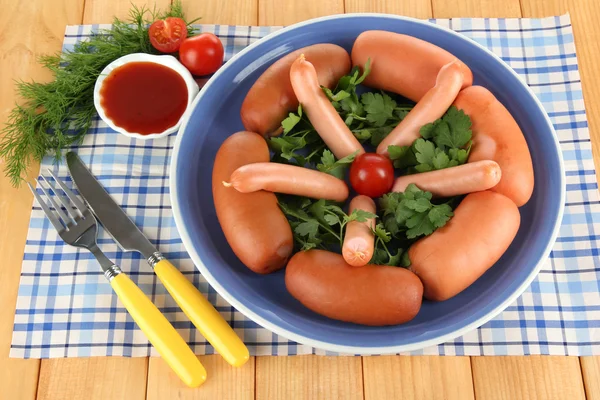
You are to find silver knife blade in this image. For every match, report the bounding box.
[66,152,158,260]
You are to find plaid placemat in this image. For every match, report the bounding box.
[10,14,600,358]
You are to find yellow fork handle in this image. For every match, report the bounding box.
[154,259,250,367]
[110,272,207,387]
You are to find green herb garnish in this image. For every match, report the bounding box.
[387,106,473,172]
[379,184,454,239]
[316,150,358,179]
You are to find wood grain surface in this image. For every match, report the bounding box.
[255,356,363,400]
[471,356,586,400]
[0,0,598,399]
[37,358,148,400]
[362,356,475,400]
[147,356,255,400]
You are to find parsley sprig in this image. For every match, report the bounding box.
[387,106,473,172]
[278,197,377,252]
[316,150,358,179]
[379,184,454,239]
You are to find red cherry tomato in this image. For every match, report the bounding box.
[148,17,188,53]
[179,33,224,76]
[349,153,395,198]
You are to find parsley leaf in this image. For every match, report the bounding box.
[361,92,397,127]
[347,209,377,223]
[316,150,358,179]
[419,106,472,149]
[322,87,351,102]
[377,184,454,240]
[295,220,319,239]
[368,223,403,266]
[373,223,392,243]
[323,213,341,226]
[405,212,434,239]
[281,106,302,134]
[387,145,414,169]
[369,126,394,146]
[383,215,400,236]
[387,249,403,266]
[428,203,453,228]
[413,138,436,165]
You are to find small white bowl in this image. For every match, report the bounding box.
[94,53,199,140]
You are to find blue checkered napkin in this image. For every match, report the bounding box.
[10,14,600,358]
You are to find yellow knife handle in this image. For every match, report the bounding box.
[110,272,207,387]
[153,259,250,367]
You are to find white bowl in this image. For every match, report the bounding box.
[94,53,199,140]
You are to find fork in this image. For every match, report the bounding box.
[28,171,207,388]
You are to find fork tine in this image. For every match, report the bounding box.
[46,169,88,217]
[39,176,73,226]
[28,182,65,233]
[43,175,80,220]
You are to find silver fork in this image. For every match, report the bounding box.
[28,170,121,281]
[28,171,207,387]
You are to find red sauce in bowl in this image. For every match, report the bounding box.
[100,62,188,135]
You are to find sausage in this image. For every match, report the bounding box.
[212,131,293,274]
[408,191,520,301]
[285,250,423,326]
[289,54,365,160]
[342,195,376,267]
[453,86,534,207]
[392,160,502,197]
[351,31,473,102]
[376,61,464,154]
[224,162,349,202]
[241,44,351,137]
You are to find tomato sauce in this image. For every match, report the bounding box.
[100,62,188,135]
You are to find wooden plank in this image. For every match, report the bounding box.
[36,358,148,400]
[344,0,432,19]
[362,356,474,400]
[471,356,585,400]
[0,0,83,399]
[83,0,171,23]
[255,356,363,400]
[147,355,255,400]
[183,0,258,25]
[581,357,600,400]
[432,0,521,18]
[258,0,343,26]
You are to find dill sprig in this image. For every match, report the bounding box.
[0,1,200,187]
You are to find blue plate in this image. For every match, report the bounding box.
[170,14,565,353]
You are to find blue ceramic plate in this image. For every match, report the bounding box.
[170,14,565,353]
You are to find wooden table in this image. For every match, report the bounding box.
[1,0,599,399]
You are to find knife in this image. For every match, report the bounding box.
[67,152,249,367]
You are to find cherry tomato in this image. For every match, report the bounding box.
[148,17,188,53]
[349,153,395,198]
[179,33,224,76]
